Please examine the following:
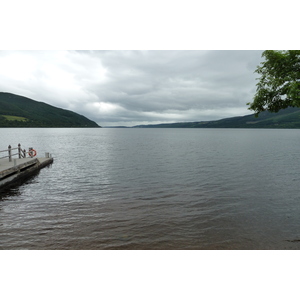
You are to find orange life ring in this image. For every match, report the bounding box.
[29,149,37,157]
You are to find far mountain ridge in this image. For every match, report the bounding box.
[0,92,100,128]
[133,107,300,129]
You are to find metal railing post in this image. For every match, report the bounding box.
[8,145,12,162]
[18,143,22,158]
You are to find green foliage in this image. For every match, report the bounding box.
[0,92,100,128]
[2,115,28,121]
[248,50,300,116]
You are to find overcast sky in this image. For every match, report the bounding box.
[0,1,296,128]
[0,50,264,126]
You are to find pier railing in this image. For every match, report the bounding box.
[0,144,35,162]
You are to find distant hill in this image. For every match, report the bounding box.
[0,92,100,128]
[134,107,300,129]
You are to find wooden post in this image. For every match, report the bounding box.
[8,145,12,162]
[23,148,26,158]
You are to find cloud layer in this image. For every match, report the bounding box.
[0,50,263,126]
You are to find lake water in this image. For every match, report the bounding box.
[1,128,300,250]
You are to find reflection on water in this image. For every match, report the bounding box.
[0,171,41,200]
[1,128,300,249]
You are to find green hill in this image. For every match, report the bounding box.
[134,107,300,129]
[0,92,100,128]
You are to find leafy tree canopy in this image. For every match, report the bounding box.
[248,50,300,116]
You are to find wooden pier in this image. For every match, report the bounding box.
[0,144,53,189]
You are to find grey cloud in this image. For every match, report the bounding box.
[0,50,263,126]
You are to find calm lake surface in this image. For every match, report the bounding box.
[1,128,300,250]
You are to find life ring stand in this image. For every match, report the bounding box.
[29,149,37,157]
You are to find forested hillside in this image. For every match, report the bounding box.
[0,92,100,127]
[134,107,300,128]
